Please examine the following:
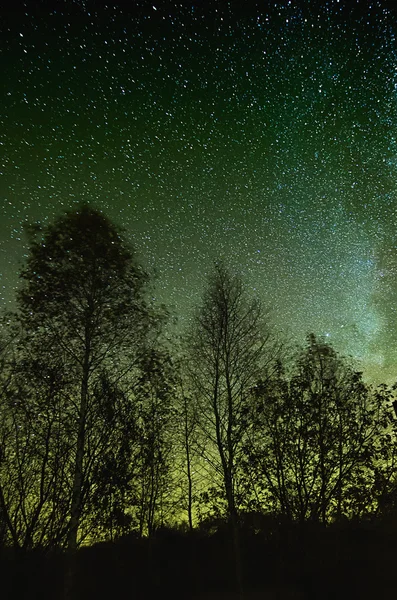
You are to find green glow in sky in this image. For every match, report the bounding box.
[1,1,397,382]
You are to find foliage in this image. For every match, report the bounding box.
[130,347,177,537]
[4,205,152,552]
[83,372,137,542]
[1,207,397,559]
[244,335,396,524]
[0,352,72,550]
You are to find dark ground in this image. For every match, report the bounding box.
[1,518,397,599]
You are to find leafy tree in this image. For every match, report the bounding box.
[16,205,150,551]
[246,335,394,524]
[241,359,293,519]
[0,351,72,551]
[368,384,397,522]
[132,347,177,537]
[85,372,138,542]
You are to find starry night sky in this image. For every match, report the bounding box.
[1,0,397,382]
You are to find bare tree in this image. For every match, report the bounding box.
[187,262,277,597]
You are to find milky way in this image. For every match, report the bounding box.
[1,1,397,381]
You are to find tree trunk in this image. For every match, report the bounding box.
[67,356,89,551]
[184,395,194,532]
[226,476,244,600]
[64,338,90,600]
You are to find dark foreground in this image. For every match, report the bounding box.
[1,519,397,599]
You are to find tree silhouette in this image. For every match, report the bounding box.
[132,346,176,537]
[0,353,72,552]
[187,262,277,598]
[174,371,198,532]
[246,335,395,523]
[16,205,150,554]
[84,371,137,542]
